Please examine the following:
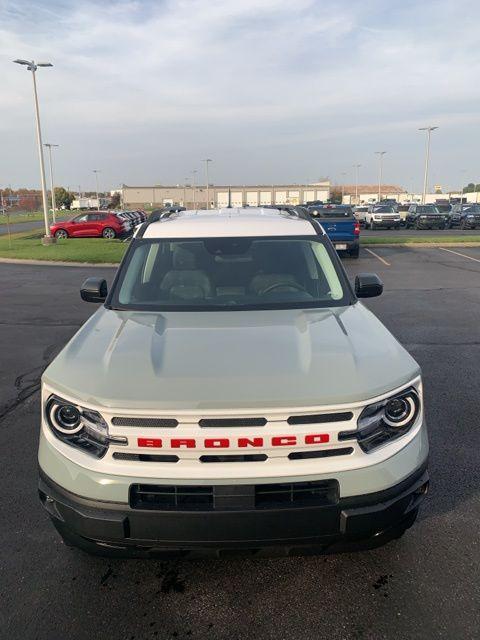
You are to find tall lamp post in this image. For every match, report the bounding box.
[44,143,59,224]
[202,159,212,210]
[374,151,386,202]
[93,170,101,209]
[13,59,54,243]
[419,126,438,205]
[192,170,198,209]
[353,164,361,204]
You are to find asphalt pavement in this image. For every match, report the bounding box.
[1,247,479,640]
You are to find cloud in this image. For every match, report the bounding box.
[1,0,480,190]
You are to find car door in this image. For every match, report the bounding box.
[88,213,105,236]
[68,213,90,237]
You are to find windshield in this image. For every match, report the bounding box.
[308,207,353,218]
[417,206,440,214]
[110,236,349,311]
[462,205,480,213]
[373,206,395,213]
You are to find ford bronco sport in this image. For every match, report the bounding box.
[38,207,428,557]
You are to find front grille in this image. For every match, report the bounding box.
[199,454,267,463]
[288,447,353,460]
[287,411,352,425]
[255,480,339,508]
[112,417,178,428]
[130,480,339,511]
[113,452,179,463]
[199,417,267,428]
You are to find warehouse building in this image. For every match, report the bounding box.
[122,182,331,209]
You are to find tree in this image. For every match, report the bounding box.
[330,187,342,204]
[54,187,74,209]
[109,192,121,209]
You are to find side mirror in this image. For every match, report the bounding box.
[80,277,108,303]
[355,273,383,298]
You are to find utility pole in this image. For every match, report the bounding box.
[14,58,54,243]
[374,152,386,202]
[44,143,59,224]
[419,126,438,205]
[203,159,212,210]
[192,170,198,209]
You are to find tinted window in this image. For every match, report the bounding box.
[309,207,353,218]
[373,206,394,213]
[111,236,349,311]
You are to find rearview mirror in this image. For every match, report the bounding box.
[355,273,383,298]
[80,277,108,303]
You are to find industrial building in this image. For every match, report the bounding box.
[121,182,331,209]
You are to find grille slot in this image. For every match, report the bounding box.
[288,447,353,460]
[130,485,214,510]
[287,411,353,425]
[113,452,179,463]
[199,454,267,463]
[255,480,339,508]
[199,417,267,428]
[112,417,178,428]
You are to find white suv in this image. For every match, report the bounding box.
[38,207,428,557]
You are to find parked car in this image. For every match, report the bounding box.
[365,205,401,230]
[116,210,148,231]
[149,206,186,223]
[50,211,130,239]
[38,206,428,557]
[353,206,368,224]
[405,205,448,230]
[305,200,324,206]
[449,204,480,229]
[307,205,360,258]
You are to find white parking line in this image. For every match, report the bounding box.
[438,247,480,263]
[364,248,391,266]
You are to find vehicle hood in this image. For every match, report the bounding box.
[43,304,420,411]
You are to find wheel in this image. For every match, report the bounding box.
[54,229,68,239]
[102,227,116,239]
[349,246,360,259]
[394,224,400,230]
[415,221,421,230]
[460,219,467,230]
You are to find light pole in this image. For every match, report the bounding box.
[341,172,347,203]
[93,170,101,209]
[14,59,54,243]
[419,126,438,205]
[353,164,361,204]
[192,170,198,209]
[44,143,59,224]
[374,152,386,202]
[203,159,212,210]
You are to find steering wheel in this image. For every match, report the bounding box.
[262,281,306,294]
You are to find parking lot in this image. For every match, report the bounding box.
[1,246,479,640]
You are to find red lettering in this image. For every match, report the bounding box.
[305,434,330,445]
[272,436,297,446]
[171,439,196,448]
[238,437,263,448]
[138,438,162,448]
[204,438,230,448]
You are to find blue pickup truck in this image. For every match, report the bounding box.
[307,205,360,258]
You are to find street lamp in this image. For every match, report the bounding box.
[44,143,59,224]
[374,152,387,202]
[192,170,198,209]
[419,126,438,205]
[353,164,361,204]
[93,170,101,209]
[203,159,212,210]
[13,58,54,243]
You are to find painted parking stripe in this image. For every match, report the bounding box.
[364,248,391,266]
[438,247,480,264]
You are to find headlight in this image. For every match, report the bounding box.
[45,395,113,458]
[467,214,475,218]
[339,387,420,453]
[420,215,427,219]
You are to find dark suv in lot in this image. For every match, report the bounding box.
[405,205,448,230]
[449,204,480,229]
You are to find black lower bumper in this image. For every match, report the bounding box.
[39,464,428,558]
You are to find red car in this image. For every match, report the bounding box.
[51,211,130,240]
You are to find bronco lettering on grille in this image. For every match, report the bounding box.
[137,434,330,448]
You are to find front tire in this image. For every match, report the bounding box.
[54,229,68,239]
[102,227,116,239]
[349,246,360,259]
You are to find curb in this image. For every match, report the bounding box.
[0,257,119,267]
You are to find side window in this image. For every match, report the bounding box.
[75,214,88,223]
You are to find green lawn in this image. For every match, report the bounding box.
[362,235,480,244]
[0,211,45,225]
[0,231,127,263]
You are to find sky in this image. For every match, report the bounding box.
[1,0,480,193]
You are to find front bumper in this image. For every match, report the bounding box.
[39,462,428,557]
[371,219,401,227]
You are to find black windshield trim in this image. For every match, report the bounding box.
[105,235,356,312]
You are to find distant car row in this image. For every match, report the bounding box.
[51,210,147,239]
[353,203,480,230]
